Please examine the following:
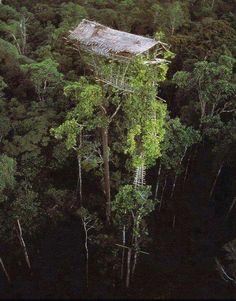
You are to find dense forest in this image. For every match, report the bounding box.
[1,0,236,299]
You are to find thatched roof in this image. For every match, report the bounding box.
[69,19,163,60]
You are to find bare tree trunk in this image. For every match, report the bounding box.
[76,154,82,205]
[171,147,187,199]
[20,17,27,55]
[0,257,11,284]
[83,221,89,288]
[11,33,22,55]
[76,132,83,206]
[172,215,176,229]
[226,196,236,219]
[154,163,162,200]
[131,250,137,280]
[120,225,126,280]
[101,127,111,224]
[209,161,223,201]
[159,177,167,211]
[131,236,138,279]
[170,174,177,199]
[16,219,31,270]
[126,248,132,288]
[183,151,192,183]
[171,17,176,35]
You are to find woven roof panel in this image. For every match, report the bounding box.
[69,19,159,59]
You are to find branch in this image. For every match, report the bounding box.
[100,104,107,114]
[215,257,236,283]
[109,102,122,123]
[115,244,149,255]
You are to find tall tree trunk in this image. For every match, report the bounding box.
[20,17,27,55]
[171,147,187,199]
[154,163,162,200]
[76,132,83,206]
[172,215,176,229]
[170,174,177,199]
[0,257,11,284]
[76,153,82,205]
[209,161,223,201]
[16,219,31,270]
[131,236,138,279]
[101,127,111,224]
[120,225,126,280]
[183,151,192,183]
[159,177,167,211]
[126,248,132,288]
[83,221,89,288]
[226,196,236,219]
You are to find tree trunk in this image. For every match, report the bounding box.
[120,225,126,280]
[172,215,176,229]
[171,147,187,199]
[76,154,82,205]
[159,177,167,211]
[16,219,31,270]
[83,221,89,288]
[209,161,223,201]
[20,17,27,55]
[226,196,236,219]
[101,127,111,224]
[170,174,177,199]
[76,132,83,206]
[131,235,138,279]
[126,248,132,288]
[0,257,11,284]
[154,163,162,200]
[183,151,192,183]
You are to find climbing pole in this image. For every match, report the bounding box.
[133,164,146,187]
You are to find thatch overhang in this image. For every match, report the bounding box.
[69,19,166,61]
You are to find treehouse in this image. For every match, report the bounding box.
[68,19,169,94]
[68,19,168,63]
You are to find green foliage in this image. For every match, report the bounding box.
[21,58,63,100]
[51,77,105,172]
[173,55,236,121]
[11,183,40,230]
[0,37,20,58]
[52,2,87,41]
[123,57,168,167]
[152,1,188,35]
[0,4,19,22]
[64,79,104,126]
[0,154,16,201]
[59,2,87,29]
[160,117,201,173]
[112,184,155,242]
[76,206,103,234]
[113,185,154,218]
